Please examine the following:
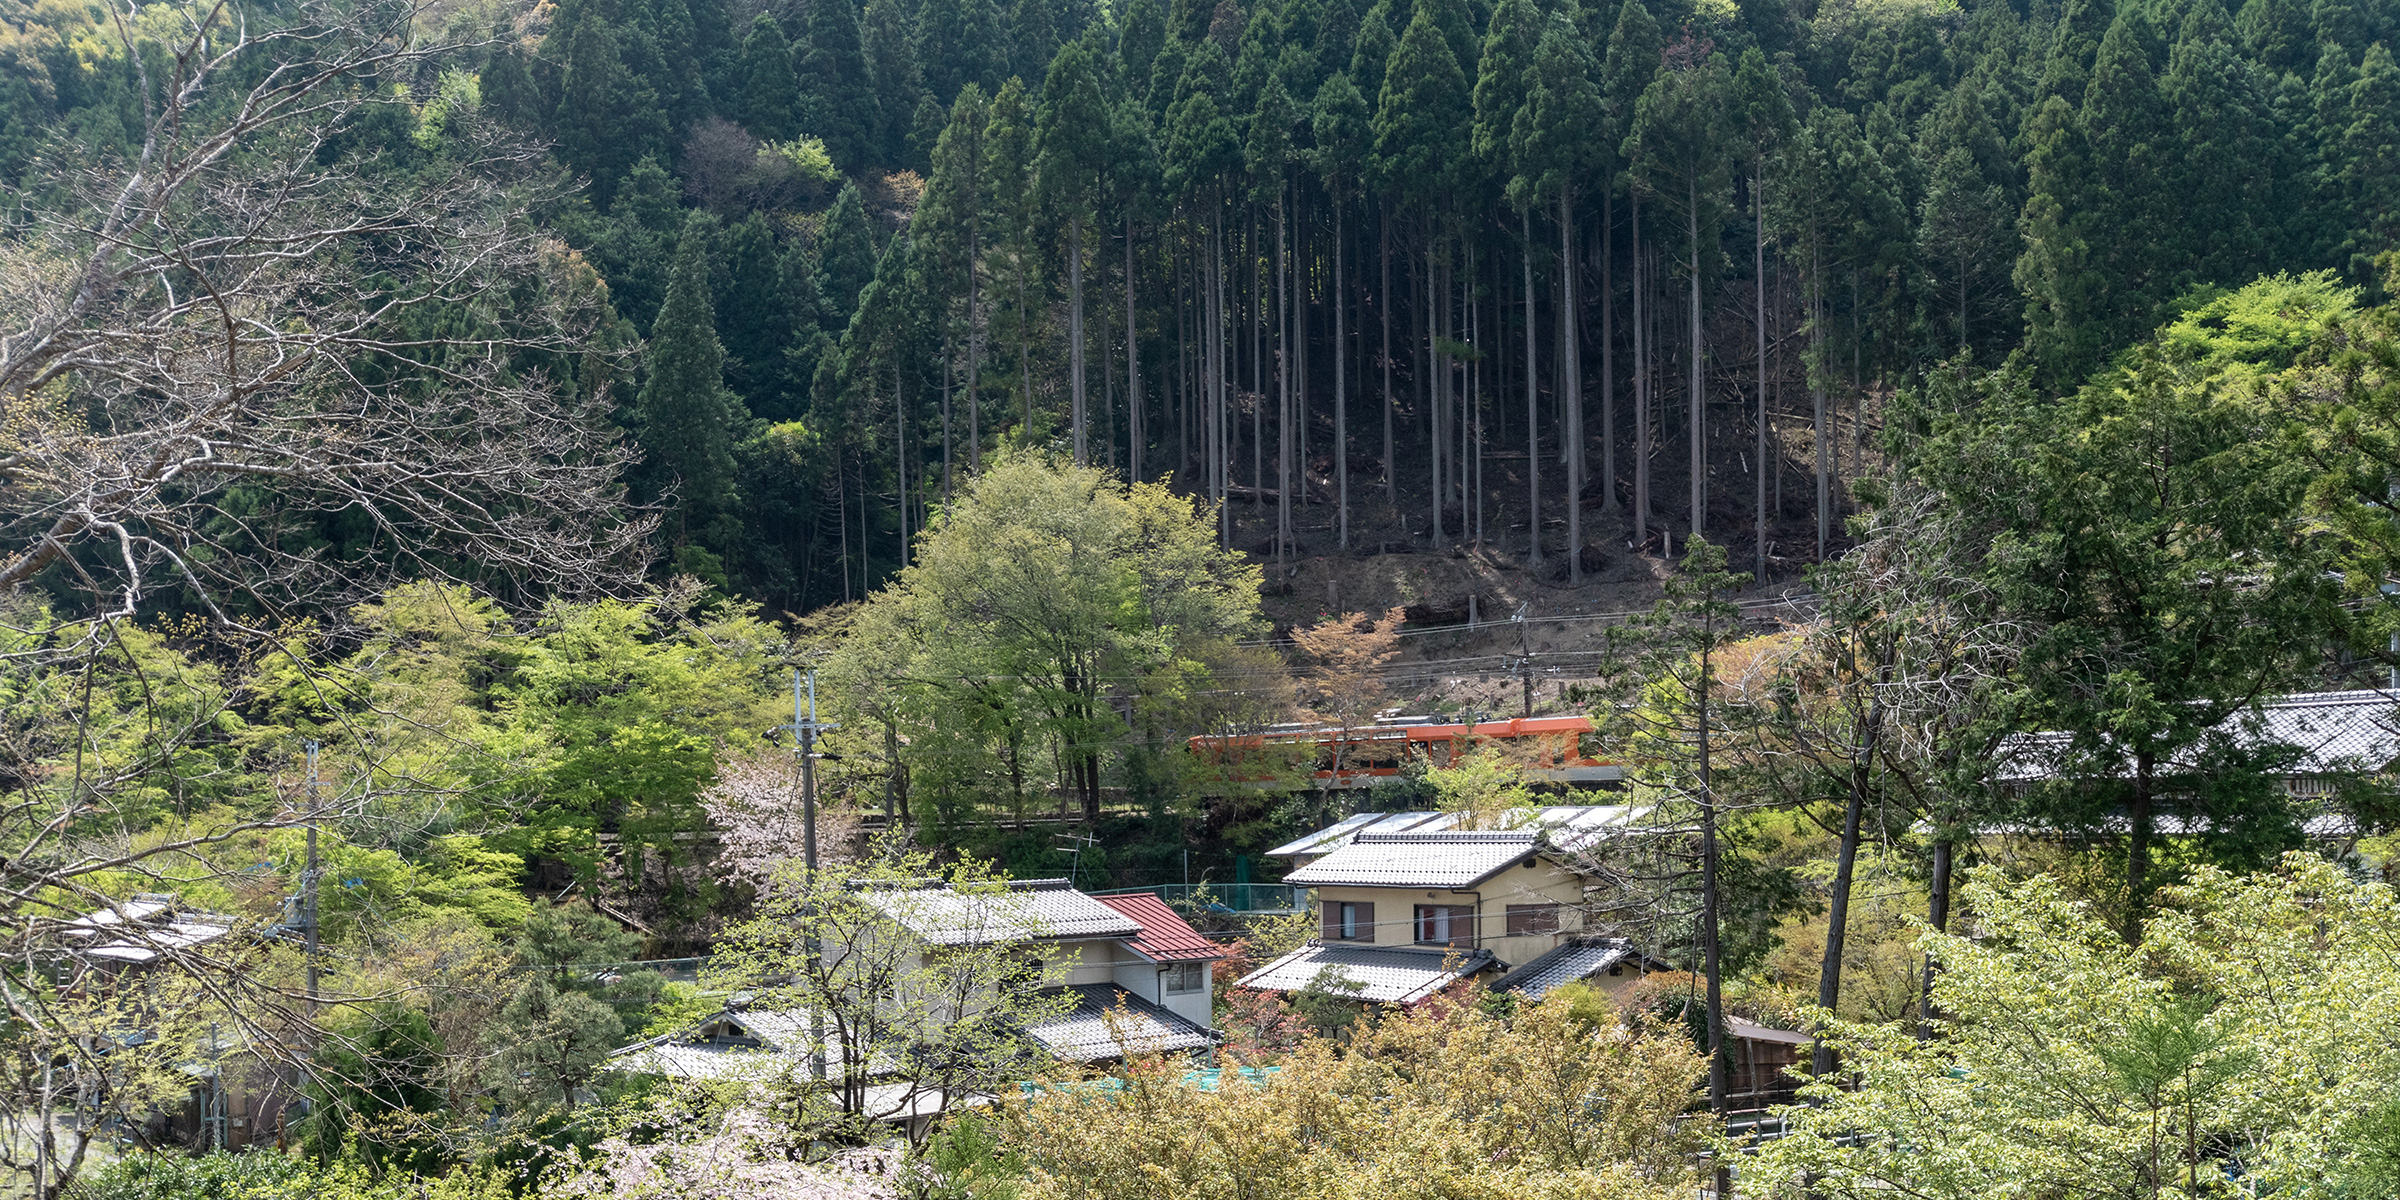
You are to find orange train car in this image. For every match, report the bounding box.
[1187,715,1625,790]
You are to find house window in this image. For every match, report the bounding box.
[1166,962,1206,994]
[1506,903,1562,936]
[1324,901,1375,942]
[1414,905,1475,947]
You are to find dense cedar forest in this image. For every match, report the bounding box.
[16,0,2387,608]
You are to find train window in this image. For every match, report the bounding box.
[1577,732,1605,759]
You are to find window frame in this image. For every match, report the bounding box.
[1505,903,1563,936]
[1413,904,1476,947]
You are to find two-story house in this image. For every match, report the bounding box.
[1238,812,1666,1008]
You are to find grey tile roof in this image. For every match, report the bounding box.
[1022,984,1219,1062]
[1491,939,1638,1000]
[1282,830,1543,889]
[1266,805,1650,859]
[851,878,1142,945]
[1235,942,1497,1006]
[1998,689,2400,783]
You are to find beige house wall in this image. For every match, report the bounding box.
[1308,859,1588,968]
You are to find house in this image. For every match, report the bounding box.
[1997,689,2400,833]
[845,877,1221,1054]
[1238,827,1616,1006]
[1263,805,1649,865]
[1489,936,1672,1001]
[609,878,1222,1117]
[48,895,295,1151]
[59,893,237,972]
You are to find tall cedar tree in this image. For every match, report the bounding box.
[820,183,882,330]
[804,0,878,172]
[639,213,747,546]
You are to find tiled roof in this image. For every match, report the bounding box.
[1265,805,1649,858]
[1282,830,1543,889]
[1998,689,2400,782]
[1235,942,1497,1006]
[1023,984,1219,1061]
[851,878,1142,945]
[1093,894,1223,962]
[1491,939,1639,1000]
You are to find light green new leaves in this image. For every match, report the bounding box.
[1749,855,2400,1199]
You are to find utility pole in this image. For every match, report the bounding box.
[303,741,320,1012]
[777,670,839,874]
[1514,605,1532,720]
[775,669,837,1082]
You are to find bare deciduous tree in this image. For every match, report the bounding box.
[0,0,651,664]
[0,2,655,1190]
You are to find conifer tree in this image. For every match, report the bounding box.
[1625,38,1729,539]
[864,0,923,164]
[1037,40,1113,464]
[552,0,670,204]
[1347,0,1397,103]
[2072,11,2174,375]
[1475,0,1538,563]
[2165,0,2279,294]
[803,0,878,172]
[715,214,818,422]
[1372,7,1469,210]
[639,213,747,547]
[820,184,882,331]
[1314,70,1370,548]
[1010,0,1063,89]
[919,0,1005,105]
[1515,17,1604,575]
[2340,44,2400,275]
[736,14,802,141]
[1120,0,1166,100]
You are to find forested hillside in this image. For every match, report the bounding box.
[14,0,2400,1193]
[15,0,2390,608]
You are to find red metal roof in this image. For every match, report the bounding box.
[1093,894,1223,963]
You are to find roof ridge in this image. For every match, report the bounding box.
[1352,830,1539,844]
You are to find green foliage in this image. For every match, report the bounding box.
[635,212,746,548]
[825,453,1260,824]
[1752,856,2400,1198]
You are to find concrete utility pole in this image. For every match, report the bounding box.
[304,741,320,1011]
[1514,605,1533,720]
[775,669,837,1082]
[776,670,839,873]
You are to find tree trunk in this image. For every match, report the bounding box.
[1127,211,1141,482]
[1337,195,1350,550]
[1598,187,1615,520]
[1251,210,1264,513]
[1563,189,1584,579]
[1754,171,1768,581]
[1429,238,1445,549]
[1699,622,1728,1116]
[941,336,954,501]
[1277,187,1291,571]
[1632,196,1648,545]
[1813,242,1828,560]
[1523,207,1541,567]
[1688,177,1703,541]
[1919,835,1952,1040]
[1070,213,1087,466]
[2128,750,2154,945]
[969,224,983,475]
[1813,689,1875,1077]
[1382,208,1395,511]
